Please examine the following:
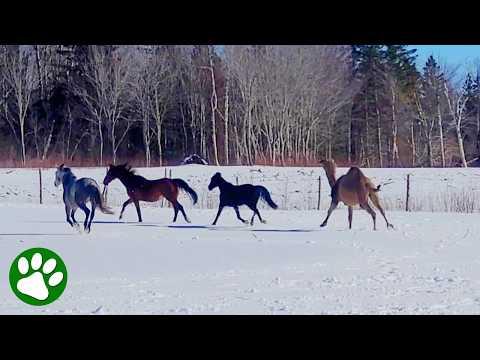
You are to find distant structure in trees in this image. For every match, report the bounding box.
[181,154,208,165]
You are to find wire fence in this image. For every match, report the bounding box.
[4,166,480,214]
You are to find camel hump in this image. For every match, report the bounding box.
[346,167,363,179]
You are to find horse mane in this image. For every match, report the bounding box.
[116,164,137,176]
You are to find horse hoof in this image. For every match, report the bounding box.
[261,220,267,224]
[320,223,327,227]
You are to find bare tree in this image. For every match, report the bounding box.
[1,46,35,165]
[75,46,134,165]
[444,76,469,167]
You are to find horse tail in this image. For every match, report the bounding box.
[172,178,198,205]
[91,186,115,215]
[256,186,278,209]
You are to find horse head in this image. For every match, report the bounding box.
[208,172,222,191]
[54,164,69,187]
[103,164,117,185]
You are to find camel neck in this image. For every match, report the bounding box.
[323,165,337,189]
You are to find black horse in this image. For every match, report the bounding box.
[208,172,278,225]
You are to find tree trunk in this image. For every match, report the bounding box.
[374,88,382,167]
[456,124,468,167]
[390,86,399,167]
[224,72,229,165]
[98,119,104,166]
[437,99,446,167]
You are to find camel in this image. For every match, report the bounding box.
[319,159,393,230]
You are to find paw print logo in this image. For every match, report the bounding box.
[9,248,68,306]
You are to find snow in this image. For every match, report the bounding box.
[1,165,480,314]
[2,165,480,212]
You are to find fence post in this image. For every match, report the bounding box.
[317,176,321,210]
[161,168,167,208]
[405,174,410,212]
[39,168,43,205]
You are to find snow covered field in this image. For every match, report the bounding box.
[2,165,480,212]
[1,165,480,314]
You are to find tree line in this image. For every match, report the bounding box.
[0,45,478,168]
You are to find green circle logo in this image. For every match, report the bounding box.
[9,248,68,306]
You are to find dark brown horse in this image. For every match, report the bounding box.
[103,164,198,223]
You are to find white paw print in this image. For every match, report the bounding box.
[16,253,64,301]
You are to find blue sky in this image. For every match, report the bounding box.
[411,45,480,72]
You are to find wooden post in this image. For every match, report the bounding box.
[317,176,321,210]
[161,168,167,207]
[168,169,172,208]
[39,168,43,205]
[405,174,410,212]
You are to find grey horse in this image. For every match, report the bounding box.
[54,164,114,232]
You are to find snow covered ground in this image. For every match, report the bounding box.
[1,165,480,314]
[1,204,480,314]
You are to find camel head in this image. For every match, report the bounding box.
[319,159,336,170]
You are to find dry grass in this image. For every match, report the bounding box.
[380,189,480,214]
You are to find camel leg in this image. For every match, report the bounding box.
[369,193,394,229]
[348,206,353,229]
[320,200,338,227]
[360,202,377,231]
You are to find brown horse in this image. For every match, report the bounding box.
[319,159,393,230]
[103,164,198,223]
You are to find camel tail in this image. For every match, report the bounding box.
[257,186,278,209]
[172,178,198,205]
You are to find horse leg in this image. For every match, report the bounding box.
[360,202,377,231]
[249,205,265,225]
[369,193,394,229]
[234,206,248,224]
[212,205,224,225]
[172,203,179,222]
[71,209,80,228]
[78,203,91,232]
[177,202,190,223]
[88,203,96,232]
[320,200,338,227]
[255,208,266,224]
[65,205,73,227]
[348,206,353,229]
[134,200,142,222]
[119,198,133,220]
